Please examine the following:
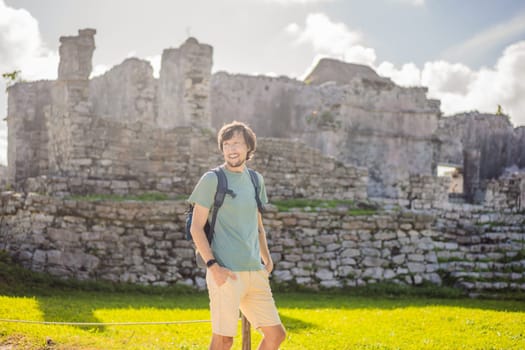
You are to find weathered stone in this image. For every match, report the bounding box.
[315,269,333,280]
[407,262,425,273]
[362,267,383,280]
[362,257,385,267]
[273,270,293,281]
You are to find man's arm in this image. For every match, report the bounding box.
[257,211,274,273]
[190,203,236,284]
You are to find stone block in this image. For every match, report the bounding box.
[407,262,425,273]
[315,269,333,280]
[362,256,385,267]
[273,270,293,281]
[362,267,383,279]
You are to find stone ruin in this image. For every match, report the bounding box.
[1,29,524,294]
[4,29,525,203]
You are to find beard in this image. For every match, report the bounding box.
[226,157,246,169]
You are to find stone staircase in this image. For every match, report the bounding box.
[435,214,525,295]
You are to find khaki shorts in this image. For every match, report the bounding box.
[206,269,282,337]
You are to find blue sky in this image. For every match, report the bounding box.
[1,0,525,165]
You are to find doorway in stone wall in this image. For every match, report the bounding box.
[437,164,464,203]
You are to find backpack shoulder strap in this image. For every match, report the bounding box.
[207,167,235,242]
[248,168,265,213]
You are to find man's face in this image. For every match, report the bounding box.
[222,131,249,170]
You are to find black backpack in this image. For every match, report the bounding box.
[185,166,265,247]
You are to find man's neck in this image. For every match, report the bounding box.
[224,162,245,173]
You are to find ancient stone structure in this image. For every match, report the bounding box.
[211,61,525,199]
[210,69,441,198]
[1,191,524,294]
[0,165,6,187]
[6,30,525,201]
[7,30,214,193]
[482,174,525,212]
[1,29,524,293]
[435,112,525,202]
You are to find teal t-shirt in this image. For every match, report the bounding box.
[188,166,268,271]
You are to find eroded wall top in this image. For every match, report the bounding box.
[58,28,96,80]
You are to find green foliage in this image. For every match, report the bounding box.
[2,70,22,91]
[272,280,466,299]
[437,269,460,288]
[272,198,378,216]
[499,249,525,263]
[346,208,379,216]
[304,109,342,129]
[437,256,465,263]
[272,198,353,211]
[67,192,171,202]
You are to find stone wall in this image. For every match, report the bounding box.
[89,58,157,125]
[517,126,525,168]
[6,81,53,184]
[2,191,523,293]
[88,38,213,130]
[265,207,442,288]
[0,165,6,188]
[6,29,524,201]
[18,135,368,202]
[253,138,368,200]
[406,175,451,210]
[7,31,213,188]
[481,174,525,212]
[435,113,525,201]
[211,68,441,198]
[434,209,525,293]
[370,174,451,211]
[0,192,191,285]
[158,37,213,129]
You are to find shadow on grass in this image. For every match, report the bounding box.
[273,290,525,313]
[279,314,315,331]
[32,287,209,332]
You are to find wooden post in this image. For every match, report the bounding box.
[241,313,251,350]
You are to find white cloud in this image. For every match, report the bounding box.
[392,0,425,6]
[0,2,40,67]
[293,13,362,54]
[441,11,525,63]
[378,41,525,126]
[377,62,421,86]
[287,12,377,71]
[262,0,335,4]
[421,61,476,95]
[0,0,59,165]
[287,12,525,126]
[285,23,300,34]
[423,42,525,125]
[342,45,376,67]
[0,0,57,80]
[145,54,161,78]
[90,64,111,78]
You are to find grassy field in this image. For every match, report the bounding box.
[2,288,525,349]
[1,255,525,349]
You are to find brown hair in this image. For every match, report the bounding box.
[217,121,257,160]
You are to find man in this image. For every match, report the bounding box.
[189,121,286,350]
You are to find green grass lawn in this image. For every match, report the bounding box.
[1,254,524,349]
[1,289,525,350]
